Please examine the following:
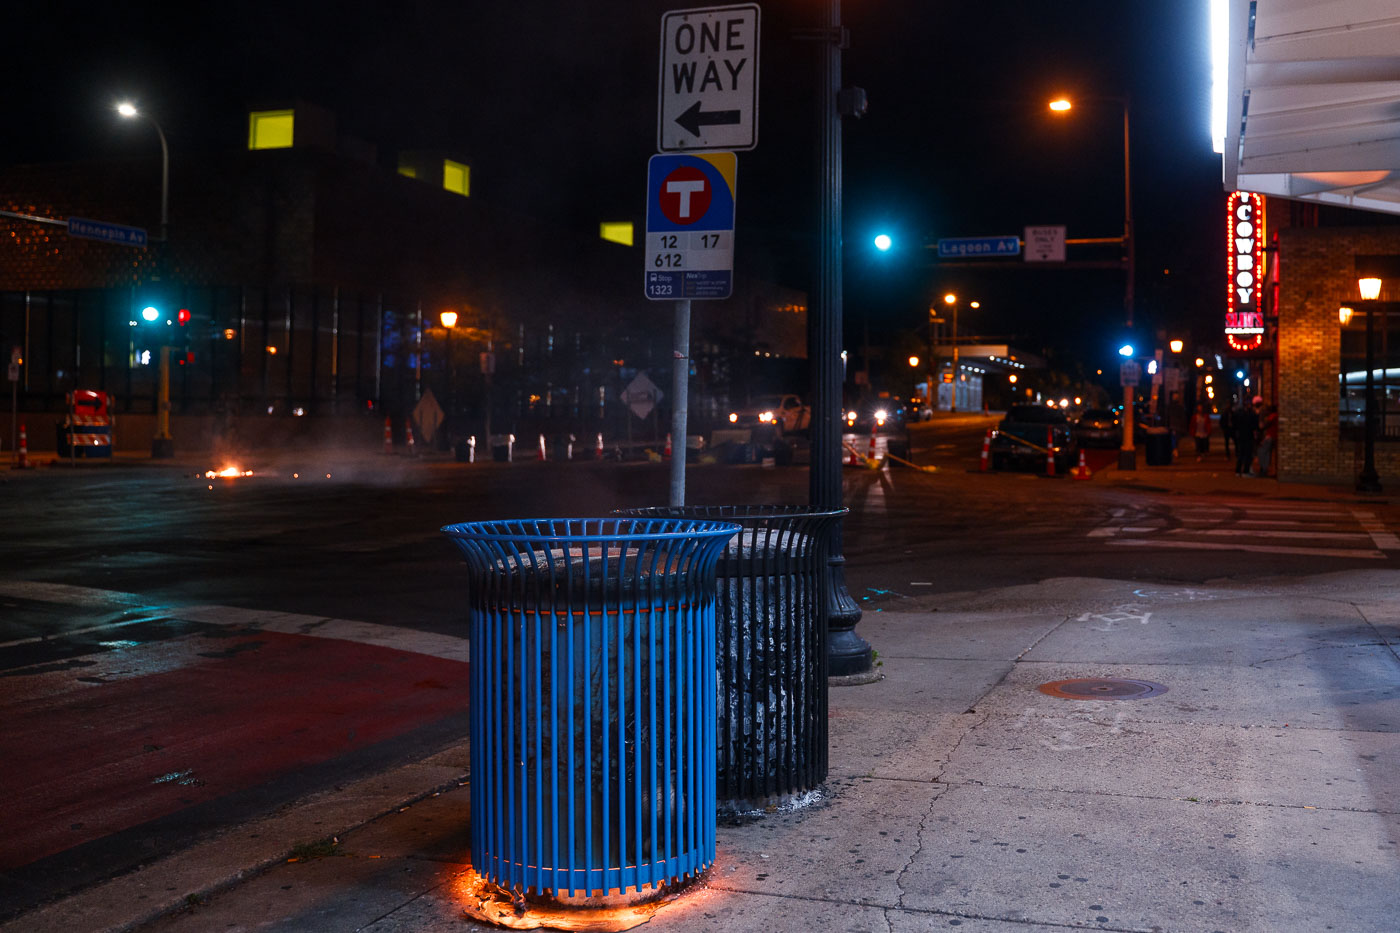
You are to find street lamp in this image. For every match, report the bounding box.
[943,293,961,410]
[1050,94,1135,467]
[116,102,168,242]
[440,310,458,422]
[1357,276,1383,493]
[873,233,892,251]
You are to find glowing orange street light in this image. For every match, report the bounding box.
[1048,98,1072,112]
[908,355,920,368]
[1169,339,1184,354]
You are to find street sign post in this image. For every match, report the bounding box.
[937,236,1020,259]
[658,4,760,152]
[1024,225,1067,262]
[1120,361,1142,387]
[644,151,737,301]
[66,216,148,248]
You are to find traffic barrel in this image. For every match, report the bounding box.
[1045,427,1055,477]
[980,429,991,472]
[383,416,393,454]
[17,422,30,469]
[1072,447,1092,481]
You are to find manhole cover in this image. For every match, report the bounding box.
[1039,678,1168,700]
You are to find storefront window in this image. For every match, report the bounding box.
[1339,303,1400,439]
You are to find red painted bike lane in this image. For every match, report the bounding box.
[0,628,469,872]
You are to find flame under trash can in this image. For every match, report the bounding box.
[441,517,740,899]
[615,506,846,811]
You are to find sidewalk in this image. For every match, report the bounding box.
[7,561,1396,932]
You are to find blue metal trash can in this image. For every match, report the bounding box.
[441,517,739,898]
[616,506,845,810]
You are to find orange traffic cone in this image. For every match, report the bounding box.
[406,424,416,456]
[16,422,30,469]
[848,444,862,466]
[980,429,992,472]
[867,422,878,463]
[537,433,547,461]
[1072,447,1092,481]
[664,433,672,460]
[383,416,393,454]
[1045,427,1056,477]
[595,432,604,461]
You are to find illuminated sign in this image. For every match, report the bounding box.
[1225,191,1265,351]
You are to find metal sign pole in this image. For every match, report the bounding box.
[669,299,691,506]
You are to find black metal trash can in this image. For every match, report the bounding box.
[441,517,739,898]
[616,505,846,811]
[1144,427,1173,465]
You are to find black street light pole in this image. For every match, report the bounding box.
[807,0,872,678]
[1359,298,1380,493]
[1355,267,1386,493]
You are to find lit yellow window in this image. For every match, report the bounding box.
[442,160,469,197]
[248,110,295,150]
[600,222,634,246]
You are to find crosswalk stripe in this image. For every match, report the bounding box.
[1351,509,1400,550]
[1166,528,1371,541]
[1107,538,1385,559]
[1089,498,1395,558]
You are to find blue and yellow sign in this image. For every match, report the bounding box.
[644,151,737,300]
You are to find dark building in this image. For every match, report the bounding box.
[1,102,805,456]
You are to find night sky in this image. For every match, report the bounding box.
[9,1,1222,379]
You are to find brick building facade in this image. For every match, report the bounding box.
[1275,220,1400,484]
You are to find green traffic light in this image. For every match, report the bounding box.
[141,306,160,322]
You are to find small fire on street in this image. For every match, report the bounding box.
[204,467,253,479]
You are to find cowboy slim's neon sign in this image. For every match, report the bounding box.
[1225,191,1265,351]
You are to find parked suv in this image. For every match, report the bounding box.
[989,405,1076,472]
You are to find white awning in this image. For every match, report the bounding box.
[1223,0,1400,214]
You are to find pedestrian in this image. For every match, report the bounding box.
[1256,402,1278,477]
[1189,403,1213,461]
[1235,396,1260,476]
[1167,392,1188,459]
[1220,398,1235,459]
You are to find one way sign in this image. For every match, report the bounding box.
[658,4,760,152]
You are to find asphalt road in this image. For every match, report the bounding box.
[3,416,1398,920]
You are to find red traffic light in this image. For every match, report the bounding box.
[176,308,191,325]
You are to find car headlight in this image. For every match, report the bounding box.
[759,411,774,423]
[728,412,738,423]
[874,409,888,425]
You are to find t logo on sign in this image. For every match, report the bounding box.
[660,167,712,224]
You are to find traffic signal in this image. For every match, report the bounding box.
[177,308,190,326]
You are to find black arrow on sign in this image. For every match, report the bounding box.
[675,101,741,138]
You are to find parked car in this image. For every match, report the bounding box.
[989,405,1076,472]
[728,394,811,434]
[1074,408,1123,448]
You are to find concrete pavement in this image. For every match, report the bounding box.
[3,452,1399,932]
